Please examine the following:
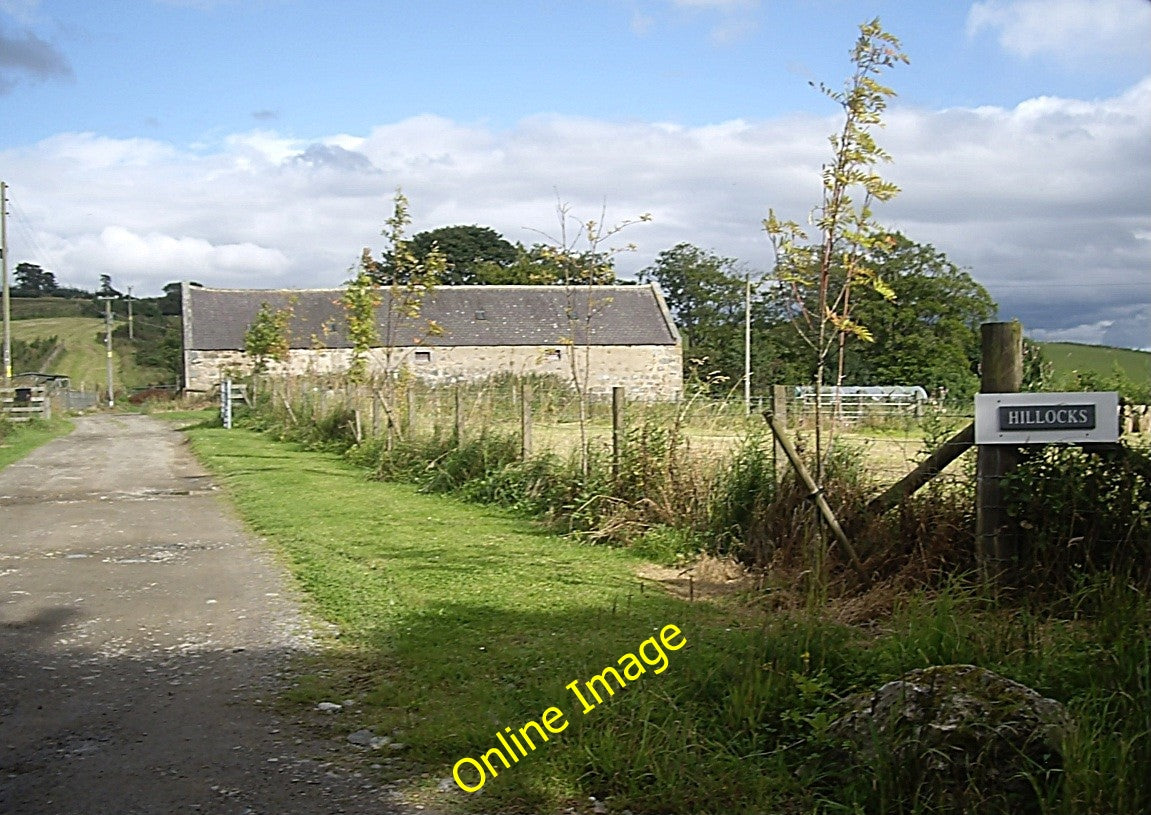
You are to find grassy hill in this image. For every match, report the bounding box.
[10,297,97,319]
[1038,341,1151,386]
[10,317,175,391]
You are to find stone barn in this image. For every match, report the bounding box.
[181,283,683,400]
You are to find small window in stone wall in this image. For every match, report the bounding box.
[544,348,562,362]
[414,350,432,364]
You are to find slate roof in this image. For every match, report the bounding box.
[183,284,679,350]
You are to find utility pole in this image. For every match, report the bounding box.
[1,181,11,383]
[127,285,134,340]
[743,270,752,415]
[97,295,116,408]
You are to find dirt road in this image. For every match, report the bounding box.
[0,415,414,815]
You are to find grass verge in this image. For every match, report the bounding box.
[0,417,73,470]
[184,424,1151,815]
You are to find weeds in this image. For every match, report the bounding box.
[211,376,1151,813]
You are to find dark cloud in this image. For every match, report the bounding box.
[288,143,379,174]
[252,109,280,121]
[0,25,71,93]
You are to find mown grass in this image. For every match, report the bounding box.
[185,422,1151,815]
[0,417,73,470]
[186,425,780,812]
[11,316,170,389]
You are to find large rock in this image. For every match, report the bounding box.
[830,664,1068,813]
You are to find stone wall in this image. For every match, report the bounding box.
[185,343,683,400]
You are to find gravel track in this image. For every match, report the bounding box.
[0,414,421,815]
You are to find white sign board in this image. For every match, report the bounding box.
[974,391,1119,445]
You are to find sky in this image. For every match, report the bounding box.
[1,0,1149,349]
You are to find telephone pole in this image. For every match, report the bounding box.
[744,270,752,414]
[97,295,116,407]
[127,285,134,340]
[1,181,11,383]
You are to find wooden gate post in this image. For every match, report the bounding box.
[976,321,1023,580]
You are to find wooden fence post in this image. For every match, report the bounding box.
[612,386,625,479]
[521,381,533,460]
[771,385,788,487]
[976,321,1023,581]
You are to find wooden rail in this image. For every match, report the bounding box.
[0,386,51,422]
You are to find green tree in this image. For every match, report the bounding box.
[98,274,122,298]
[406,225,516,285]
[14,263,57,296]
[839,234,996,402]
[640,244,745,341]
[490,242,616,286]
[244,301,293,374]
[765,17,907,480]
[341,259,382,384]
[157,282,198,316]
[638,243,747,390]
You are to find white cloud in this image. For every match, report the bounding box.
[967,0,1151,63]
[654,0,759,45]
[69,227,290,283]
[631,10,655,35]
[1,78,1148,347]
[0,1,43,23]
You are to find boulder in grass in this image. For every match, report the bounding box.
[830,664,1068,814]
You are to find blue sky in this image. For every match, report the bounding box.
[2,0,1149,348]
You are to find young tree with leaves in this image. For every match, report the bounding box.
[244,301,293,374]
[341,259,382,384]
[764,17,907,481]
[534,200,650,475]
[354,190,447,435]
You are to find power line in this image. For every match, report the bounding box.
[6,195,61,278]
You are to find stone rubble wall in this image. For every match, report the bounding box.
[185,343,683,401]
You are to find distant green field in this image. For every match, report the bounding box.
[1038,342,1151,386]
[10,317,173,390]
[10,297,97,319]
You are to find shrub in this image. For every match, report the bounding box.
[1004,440,1151,586]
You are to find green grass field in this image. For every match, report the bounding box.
[10,316,171,390]
[9,297,96,319]
[180,421,1151,814]
[1038,341,1151,387]
[0,418,73,470]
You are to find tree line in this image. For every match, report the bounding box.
[349,221,997,404]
